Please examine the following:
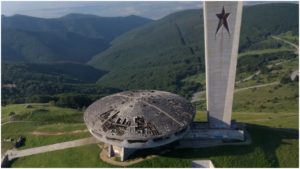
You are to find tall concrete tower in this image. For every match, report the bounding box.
[204,1,243,128]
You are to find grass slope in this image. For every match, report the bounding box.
[10,144,113,168]
[1,104,88,153]
[3,74,298,167]
[8,115,298,168]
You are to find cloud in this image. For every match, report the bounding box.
[123,6,141,15]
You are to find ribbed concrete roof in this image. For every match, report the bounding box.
[84,90,195,141]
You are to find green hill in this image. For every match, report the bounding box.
[89,9,205,95]
[239,3,299,51]
[2,28,109,62]
[2,14,152,41]
[2,62,107,84]
[88,3,298,97]
[2,62,120,105]
[1,14,152,62]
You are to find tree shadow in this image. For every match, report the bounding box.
[2,158,18,168]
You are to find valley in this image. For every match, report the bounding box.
[1,2,299,168]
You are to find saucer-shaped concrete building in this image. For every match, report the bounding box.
[84,90,195,161]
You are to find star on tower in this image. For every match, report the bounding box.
[215,7,230,35]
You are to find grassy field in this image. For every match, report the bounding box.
[183,55,298,90]
[131,124,298,168]
[1,104,88,153]
[233,83,298,113]
[9,113,298,167]
[2,78,298,167]
[2,82,298,168]
[3,94,298,168]
[238,47,293,57]
[10,144,113,168]
[195,82,298,114]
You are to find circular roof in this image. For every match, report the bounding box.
[84,90,195,147]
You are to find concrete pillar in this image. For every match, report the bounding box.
[120,147,137,162]
[107,144,114,158]
[106,145,137,162]
[203,1,243,128]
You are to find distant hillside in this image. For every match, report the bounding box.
[2,28,109,62]
[1,14,152,62]
[2,14,152,41]
[2,62,121,104]
[239,3,299,51]
[89,9,205,94]
[2,62,107,84]
[88,3,298,96]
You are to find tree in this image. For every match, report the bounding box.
[280,76,292,84]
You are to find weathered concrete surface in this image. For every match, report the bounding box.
[6,137,99,160]
[178,130,251,148]
[192,160,215,168]
[204,1,243,128]
[290,70,299,81]
[84,90,195,148]
[100,146,156,166]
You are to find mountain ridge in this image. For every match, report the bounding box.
[2,13,153,63]
[88,3,298,96]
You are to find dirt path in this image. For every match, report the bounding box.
[191,81,279,103]
[234,81,279,92]
[30,129,89,136]
[236,71,261,84]
[5,137,99,160]
[272,36,298,53]
[191,91,205,102]
[1,121,34,126]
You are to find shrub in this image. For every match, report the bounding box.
[25,105,33,108]
[56,94,93,109]
[9,112,16,116]
[280,76,292,84]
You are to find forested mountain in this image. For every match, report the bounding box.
[2,62,120,105]
[2,28,109,62]
[1,3,298,104]
[2,62,107,84]
[88,3,298,95]
[239,3,299,51]
[2,14,152,40]
[1,14,152,62]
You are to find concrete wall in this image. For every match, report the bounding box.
[108,144,137,161]
[192,160,215,168]
[204,1,243,128]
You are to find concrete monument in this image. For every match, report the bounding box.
[204,1,243,128]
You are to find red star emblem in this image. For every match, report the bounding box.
[216,7,230,35]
